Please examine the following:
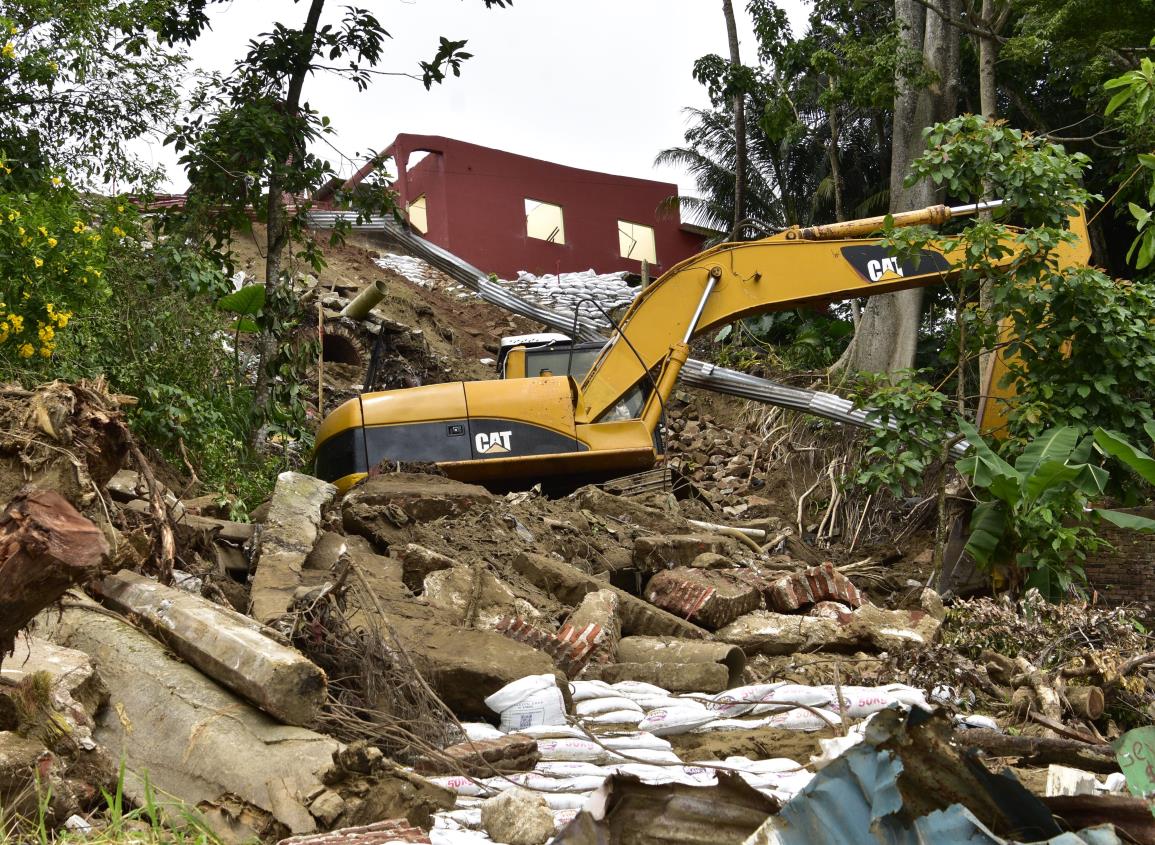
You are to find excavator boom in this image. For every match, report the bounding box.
[314,202,1090,491]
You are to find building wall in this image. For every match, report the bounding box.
[385,133,705,278]
[1083,506,1155,605]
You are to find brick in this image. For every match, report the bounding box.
[494,617,599,679]
[414,735,539,777]
[645,567,761,630]
[561,589,620,671]
[764,562,864,613]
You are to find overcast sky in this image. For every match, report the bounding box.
[143,0,810,196]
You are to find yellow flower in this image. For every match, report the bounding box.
[7,24,15,34]
[16,226,23,236]
[47,60,56,74]
[32,257,43,268]
[50,176,61,187]
[116,205,124,213]
[39,345,53,358]
[46,237,57,248]
[7,210,18,221]
[55,312,70,328]
[1,43,14,60]
[72,220,85,233]
[9,314,23,331]
[111,225,126,238]
[17,343,33,358]
[38,325,54,343]
[37,226,47,237]
[0,332,8,345]
[88,233,100,243]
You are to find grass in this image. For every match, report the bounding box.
[0,763,222,845]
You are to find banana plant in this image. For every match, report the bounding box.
[957,420,1155,598]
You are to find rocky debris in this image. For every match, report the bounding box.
[616,637,746,687]
[513,552,711,640]
[37,596,340,837]
[763,562,864,612]
[423,564,546,628]
[481,786,556,845]
[251,472,337,625]
[342,474,493,545]
[97,569,327,727]
[397,543,458,592]
[645,567,762,630]
[633,534,735,573]
[317,746,455,830]
[0,489,109,659]
[415,734,540,777]
[278,819,432,845]
[717,605,942,655]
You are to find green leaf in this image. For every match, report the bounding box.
[1105,88,1134,115]
[228,317,260,334]
[1094,428,1155,484]
[964,501,1007,566]
[957,419,1018,489]
[1094,509,1155,532]
[1014,426,1082,477]
[216,284,265,315]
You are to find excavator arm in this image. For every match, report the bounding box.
[314,202,1090,491]
[577,202,1090,425]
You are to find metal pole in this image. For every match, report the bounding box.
[683,267,722,344]
[948,199,1005,216]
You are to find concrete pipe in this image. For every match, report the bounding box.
[596,662,730,694]
[616,636,746,688]
[340,279,389,320]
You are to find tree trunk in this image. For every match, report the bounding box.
[252,0,327,434]
[828,80,846,223]
[722,0,746,236]
[976,0,1001,395]
[832,0,961,375]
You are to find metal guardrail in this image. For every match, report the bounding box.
[306,211,971,459]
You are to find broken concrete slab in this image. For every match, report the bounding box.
[494,617,599,679]
[277,820,432,845]
[37,597,339,835]
[616,636,745,687]
[1,632,107,746]
[716,605,942,656]
[482,786,555,845]
[423,564,546,629]
[632,535,735,573]
[595,661,730,694]
[513,552,710,640]
[251,472,337,625]
[763,562,864,613]
[573,487,689,534]
[563,589,620,672]
[97,569,327,727]
[645,567,762,630]
[342,473,492,546]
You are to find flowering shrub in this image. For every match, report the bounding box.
[0,157,137,363]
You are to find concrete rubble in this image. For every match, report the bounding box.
[0,373,1147,845]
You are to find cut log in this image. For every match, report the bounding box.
[1064,685,1105,721]
[955,729,1119,774]
[616,636,745,687]
[0,489,108,660]
[96,569,327,727]
[121,499,252,544]
[37,596,339,836]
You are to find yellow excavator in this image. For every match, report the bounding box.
[314,201,1090,491]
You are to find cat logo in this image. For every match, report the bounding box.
[475,430,513,454]
[866,256,905,282]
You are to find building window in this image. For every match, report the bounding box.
[618,221,657,264]
[525,198,566,244]
[408,194,428,234]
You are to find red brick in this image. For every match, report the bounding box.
[645,567,761,630]
[764,563,864,612]
[278,819,430,845]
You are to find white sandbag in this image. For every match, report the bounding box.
[763,707,840,732]
[484,674,566,732]
[512,724,588,740]
[631,695,687,711]
[823,686,900,719]
[637,704,716,736]
[723,756,805,775]
[534,761,611,778]
[690,717,772,733]
[435,808,482,829]
[429,829,494,845]
[709,683,786,718]
[459,722,505,741]
[881,683,932,710]
[569,680,618,701]
[508,774,607,793]
[543,793,589,811]
[536,738,615,764]
[609,680,669,697]
[553,809,579,831]
[580,709,643,726]
[610,747,682,764]
[429,775,492,797]
[575,696,644,716]
[956,713,999,731]
[612,764,716,786]
[598,732,673,751]
[811,733,865,769]
[750,684,833,714]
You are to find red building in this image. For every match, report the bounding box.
[343,133,707,278]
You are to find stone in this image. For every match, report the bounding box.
[689,552,732,569]
[398,543,458,592]
[512,552,710,640]
[808,601,852,618]
[308,790,347,827]
[763,562,864,613]
[250,472,337,625]
[414,734,540,777]
[481,787,555,845]
[645,567,762,630]
[98,569,327,727]
[615,636,745,687]
[342,474,492,546]
[423,565,545,628]
[633,534,735,573]
[716,605,942,656]
[572,487,689,534]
